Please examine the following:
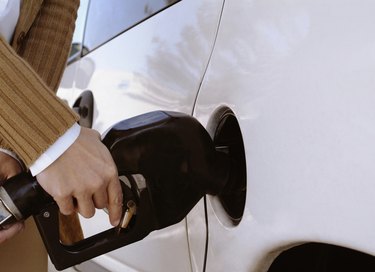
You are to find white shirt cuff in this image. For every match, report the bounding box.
[29,123,81,176]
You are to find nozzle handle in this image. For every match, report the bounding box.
[0,172,53,224]
[6,111,232,271]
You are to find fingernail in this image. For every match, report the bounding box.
[112,218,120,227]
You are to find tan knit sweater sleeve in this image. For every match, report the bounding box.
[0,0,80,167]
[15,0,80,92]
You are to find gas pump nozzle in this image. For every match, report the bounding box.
[0,111,234,270]
[0,172,54,228]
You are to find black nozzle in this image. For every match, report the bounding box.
[31,111,234,270]
[103,111,231,228]
[0,172,53,227]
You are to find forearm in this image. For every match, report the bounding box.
[0,0,80,166]
[0,37,79,167]
[14,0,80,92]
[29,123,81,176]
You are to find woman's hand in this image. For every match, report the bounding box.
[0,151,23,180]
[36,127,123,226]
[0,152,25,243]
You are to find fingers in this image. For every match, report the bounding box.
[0,222,24,244]
[107,178,123,226]
[54,196,76,215]
[93,189,108,209]
[55,183,121,222]
[49,175,119,220]
[55,193,97,218]
[100,143,123,226]
[76,194,96,218]
[36,127,123,225]
[47,171,120,220]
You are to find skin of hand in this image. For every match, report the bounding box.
[36,127,123,226]
[0,152,25,243]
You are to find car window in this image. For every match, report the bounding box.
[83,0,180,53]
[68,0,90,63]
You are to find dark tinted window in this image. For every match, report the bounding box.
[84,0,179,52]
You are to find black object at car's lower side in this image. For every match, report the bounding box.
[268,243,375,272]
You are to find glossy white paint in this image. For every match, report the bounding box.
[55,0,375,271]
[57,0,224,271]
[60,0,224,132]
[192,0,375,271]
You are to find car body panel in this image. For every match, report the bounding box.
[191,0,375,271]
[57,0,224,271]
[55,0,375,271]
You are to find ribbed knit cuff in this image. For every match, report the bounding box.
[29,123,81,176]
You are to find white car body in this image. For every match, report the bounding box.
[53,0,375,271]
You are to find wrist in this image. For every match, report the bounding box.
[29,124,81,176]
[0,148,26,171]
